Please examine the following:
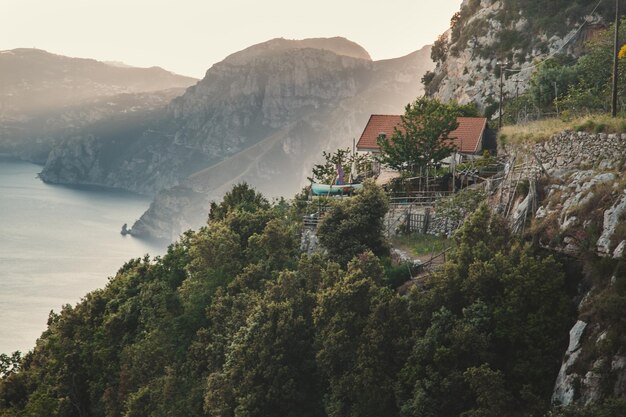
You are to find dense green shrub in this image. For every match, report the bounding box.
[317,180,389,266]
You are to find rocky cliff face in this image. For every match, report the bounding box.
[500,131,626,407]
[427,0,609,112]
[167,43,370,160]
[39,38,434,240]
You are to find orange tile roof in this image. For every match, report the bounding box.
[356,115,403,150]
[356,114,487,154]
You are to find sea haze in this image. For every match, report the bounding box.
[0,160,167,354]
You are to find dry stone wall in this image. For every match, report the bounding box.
[534,131,626,174]
[526,131,626,259]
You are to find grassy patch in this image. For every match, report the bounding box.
[570,183,615,220]
[528,211,562,247]
[382,260,413,288]
[499,115,626,145]
[392,234,453,258]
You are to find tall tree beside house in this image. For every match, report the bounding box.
[376,98,477,175]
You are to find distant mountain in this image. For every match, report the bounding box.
[0,48,196,115]
[218,37,372,65]
[39,37,434,240]
[0,89,188,163]
[0,49,197,162]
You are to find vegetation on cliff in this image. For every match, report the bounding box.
[504,21,626,122]
[423,0,621,114]
[448,0,615,61]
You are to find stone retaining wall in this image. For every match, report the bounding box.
[384,206,459,238]
[534,131,626,174]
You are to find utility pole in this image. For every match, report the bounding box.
[514,78,522,123]
[498,61,507,129]
[553,81,560,118]
[612,0,621,117]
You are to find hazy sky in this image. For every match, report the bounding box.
[2,0,462,78]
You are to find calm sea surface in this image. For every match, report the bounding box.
[0,160,166,354]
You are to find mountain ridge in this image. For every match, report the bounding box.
[37,39,434,240]
[0,48,197,114]
[219,36,372,66]
[0,48,198,163]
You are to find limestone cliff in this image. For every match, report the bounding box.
[426,0,611,112]
[497,130,626,407]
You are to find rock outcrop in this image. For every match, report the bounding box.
[553,320,588,405]
[426,0,609,111]
[501,130,626,407]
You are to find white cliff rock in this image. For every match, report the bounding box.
[613,240,626,258]
[552,320,587,406]
[597,193,626,256]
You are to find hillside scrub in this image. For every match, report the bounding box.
[503,21,626,123]
[0,181,588,417]
[499,115,626,145]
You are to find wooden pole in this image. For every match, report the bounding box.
[498,62,505,128]
[554,81,559,117]
[612,0,621,117]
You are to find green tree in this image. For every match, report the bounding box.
[204,271,324,417]
[317,181,389,266]
[431,33,449,65]
[527,58,578,110]
[397,206,573,417]
[178,222,243,333]
[309,148,372,185]
[246,218,300,271]
[314,252,409,417]
[0,353,21,379]
[209,183,270,222]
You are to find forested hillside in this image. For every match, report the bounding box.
[4,181,621,417]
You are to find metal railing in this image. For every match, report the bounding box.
[388,191,453,207]
[302,213,323,229]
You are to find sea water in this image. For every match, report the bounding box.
[0,160,166,354]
